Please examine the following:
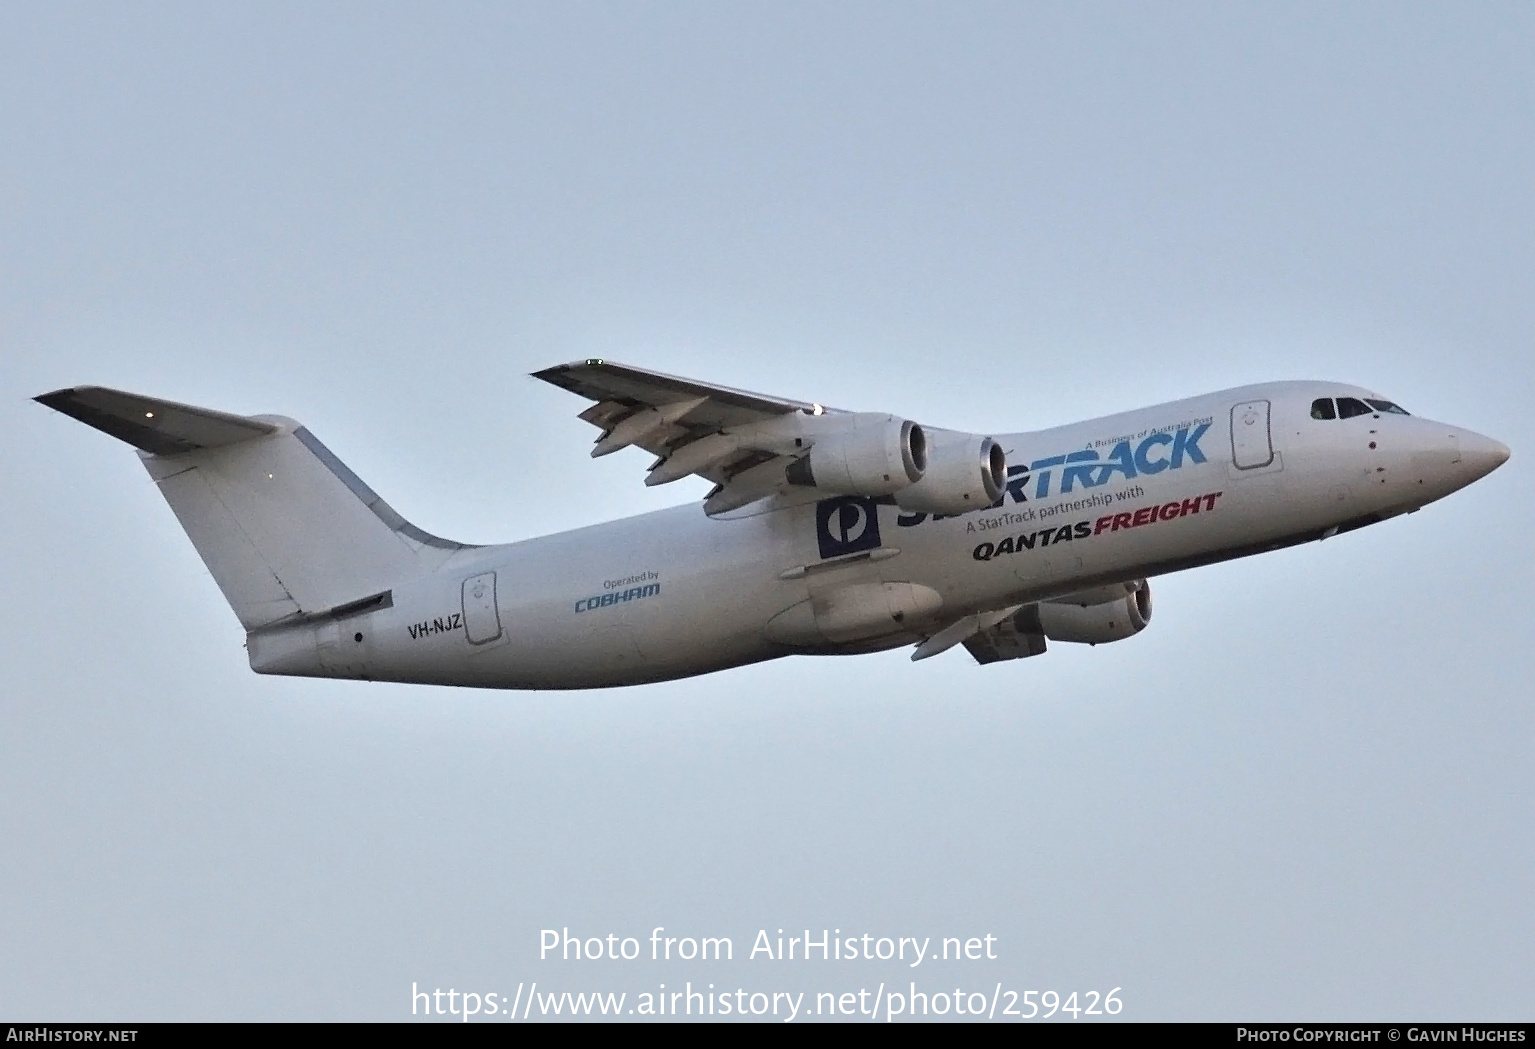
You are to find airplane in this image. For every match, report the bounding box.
[35,360,1509,689]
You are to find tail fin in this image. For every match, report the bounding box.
[36,386,472,630]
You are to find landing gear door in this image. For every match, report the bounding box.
[462,571,503,644]
[1230,400,1275,470]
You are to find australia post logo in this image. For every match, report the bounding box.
[813,422,1212,557]
[816,495,884,559]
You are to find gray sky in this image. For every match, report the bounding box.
[2,2,1531,1021]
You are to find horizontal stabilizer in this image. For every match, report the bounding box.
[34,386,278,455]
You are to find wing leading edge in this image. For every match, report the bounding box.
[532,359,840,513]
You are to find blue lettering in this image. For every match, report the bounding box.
[1059,449,1101,494]
[1171,424,1210,468]
[1135,432,1173,474]
[1030,455,1066,499]
[575,582,660,614]
[1095,441,1137,485]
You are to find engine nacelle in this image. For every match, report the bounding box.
[787,414,925,496]
[1037,581,1152,645]
[894,432,1006,515]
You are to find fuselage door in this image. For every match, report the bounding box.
[1230,400,1274,470]
[462,571,503,644]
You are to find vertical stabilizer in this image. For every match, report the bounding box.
[36,387,471,630]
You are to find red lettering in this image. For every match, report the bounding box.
[1094,516,1114,535]
[1131,507,1155,527]
[1204,491,1222,511]
[1179,497,1202,516]
[1111,513,1133,532]
[1159,502,1181,521]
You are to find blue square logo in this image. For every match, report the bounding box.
[816,496,883,560]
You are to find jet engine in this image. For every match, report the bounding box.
[895,432,1006,515]
[786,414,926,496]
[1037,581,1152,645]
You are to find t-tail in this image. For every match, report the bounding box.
[34,386,473,667]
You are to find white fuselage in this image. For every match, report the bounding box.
[247,381,1506,689]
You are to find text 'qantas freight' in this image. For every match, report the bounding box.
[36,361,1509,688]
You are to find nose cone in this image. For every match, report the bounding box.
[1456,429,1511,484]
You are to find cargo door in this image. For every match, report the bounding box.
[1230,400,1274,470]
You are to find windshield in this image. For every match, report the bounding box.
[1311,395,1414,422]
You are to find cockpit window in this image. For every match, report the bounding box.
[1336,397,1372,419]
[1365,398,1410,415]
[1310,398,1337,420]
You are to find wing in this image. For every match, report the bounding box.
[532,359,837,513]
